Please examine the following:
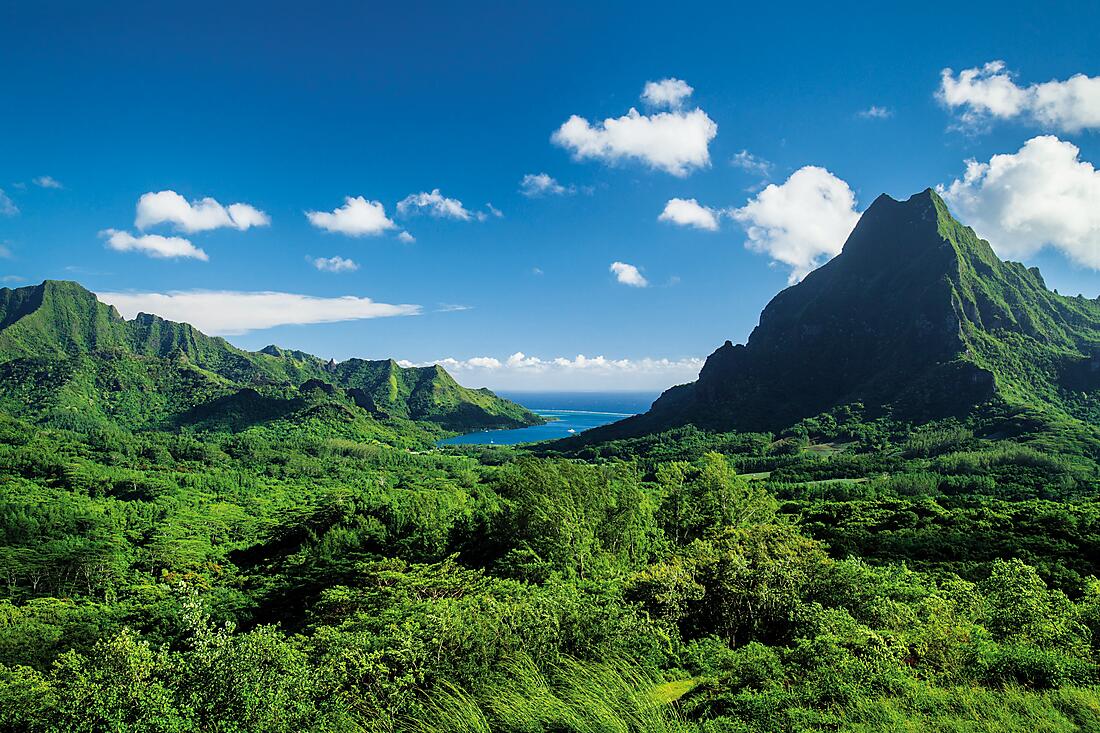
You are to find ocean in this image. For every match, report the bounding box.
[437,391,659,446]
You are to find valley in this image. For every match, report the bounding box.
[1,191,1099,731]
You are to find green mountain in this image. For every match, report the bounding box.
[0,279,541,435]
[5,207,1100,733]
[584,189,1100,442]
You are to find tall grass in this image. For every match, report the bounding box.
[843,683,1100,732]
[408,654,689,733]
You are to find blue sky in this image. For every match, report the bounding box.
[2,1,1099,390]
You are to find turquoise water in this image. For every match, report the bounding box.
[438,391,657,446]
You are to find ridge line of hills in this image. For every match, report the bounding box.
[0,279,542,439]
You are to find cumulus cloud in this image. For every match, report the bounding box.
[311,255,359,273]
[99,228,208,261]
[552,81,717,176]
[397,231,416,243]
[659,198,719,231]
[521,173,573,197]
[397,189,475,220]
[731,166,860,283]
[731,150,772,177]
[456,356,498,368]
[33,175,63,189]
[400,352,704,390]
[135,190,270,232]
[938,61,1100,133]
[225,203,270,230]
[307,196,396,236]
[938,135,1100,269]
[641,78,694,109]
[96,289,420,336]
[610,261,648,287]
[0,189,17,216]
[858,105,893,119]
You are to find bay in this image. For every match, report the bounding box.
[438,391,658,446]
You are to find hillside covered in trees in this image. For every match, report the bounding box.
[2,194,1100,731]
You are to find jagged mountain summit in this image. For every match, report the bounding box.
[583,189,1100,442]
[0,280,541,434]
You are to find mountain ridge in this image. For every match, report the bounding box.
[0,280,542,435]
[577,189,1100,444]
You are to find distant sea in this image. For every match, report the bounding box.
[438,391,659,446]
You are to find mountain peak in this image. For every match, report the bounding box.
[578,188,1100,441]
[866,187,940,210]
[830,189,955,271]
[0,279,128,358]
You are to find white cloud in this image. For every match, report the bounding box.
[552,82,717,176]
[400,352,704,390]
[641,78,694,109]
[33,175,63,189]
[311,255,359,273]
[731,166,860,283]
[225,203,269,230]
[96,290,420,336]
[135,190,270,232]
[307,196,396,236]
[397,189,474,220]
[1,275,24,283]
[938,61,1100,133]
[659,198,719,231]
[610,261,648,287]
[520,173,573,197]
[0,245,11,258]
[0,189,17,216]
[397,231,416,243]
[485,203,503,219]
[99,228,208,261]
[731,150,772,177]
[858,105,893,119]
[938,135,1100,269]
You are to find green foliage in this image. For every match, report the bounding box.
[2,250,1100,731]
[655,453,778,543]
[1,405,1099,731]
[409,654,689,733]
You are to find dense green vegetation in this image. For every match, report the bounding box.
[1,410,1099,731]
[2,191,1100,730]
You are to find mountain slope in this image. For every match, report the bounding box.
[0,280,541,434]
[583,189,1100,442]
[331,359,538,431]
